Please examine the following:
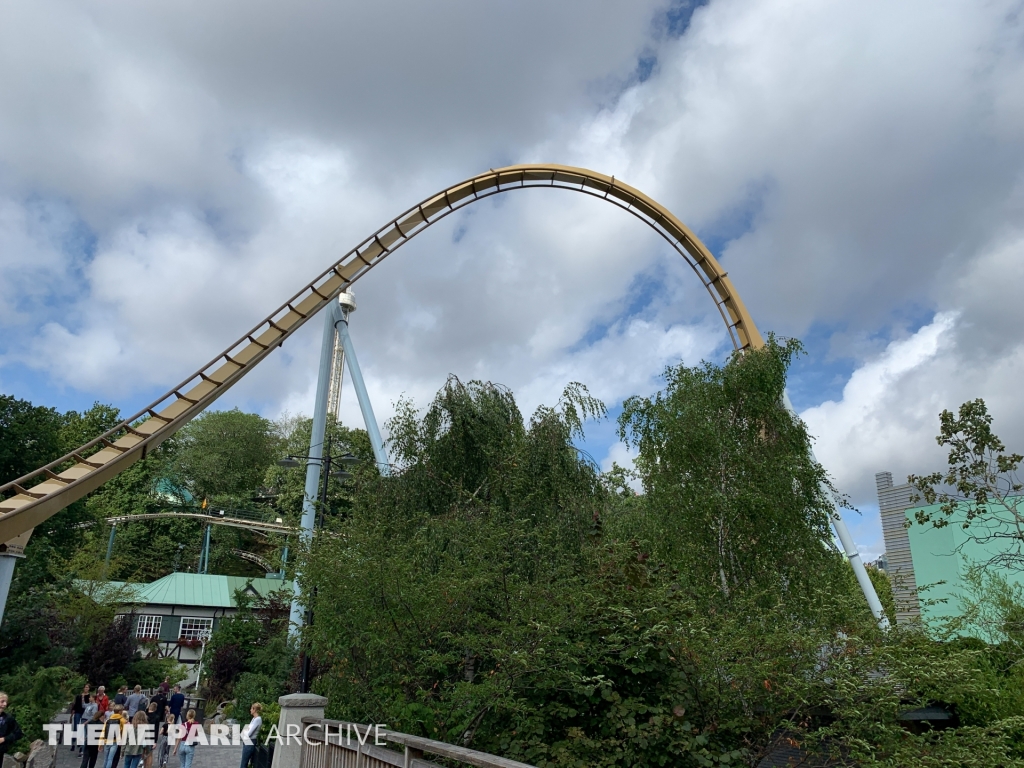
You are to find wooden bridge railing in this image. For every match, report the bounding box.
[299,717,536,768]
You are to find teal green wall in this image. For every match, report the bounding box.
[906,502,1024,626]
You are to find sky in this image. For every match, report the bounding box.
[3,0,1024,562]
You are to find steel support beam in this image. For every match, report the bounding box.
[0,555,16,629]
[336,309,391,476]
[782,392,888,628]
[103,523,116,580]
[288,300,338,635]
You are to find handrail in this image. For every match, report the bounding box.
[300,717,536,768]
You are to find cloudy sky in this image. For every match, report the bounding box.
[3,0,1024,560]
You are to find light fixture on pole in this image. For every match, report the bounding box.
[276,435,361,693]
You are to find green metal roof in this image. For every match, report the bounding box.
[80,573,292,609]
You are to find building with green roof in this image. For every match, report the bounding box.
[85,572,292,670]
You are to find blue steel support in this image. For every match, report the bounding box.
[103,523,116,580]
[0,556,15,629]
[198,524,212,574]
[288,300,338,636]
[336,310,391,476]
[781,392,888,628]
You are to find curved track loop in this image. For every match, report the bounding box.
[0,164,762,544]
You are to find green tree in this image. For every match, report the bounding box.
[616,336,848,608]
[0,394,62,484]
[165,409,280,504]
[263,416,373,527]
[306,378,608,743]
[910,398,1024,571]
[203,588,293,703]
[0,399,123,667]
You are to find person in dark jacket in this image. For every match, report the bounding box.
[80,708,104,768]
[150,690,167,722]
[0,692,24,761]
[72,685,91,753]
[167,686,185,724]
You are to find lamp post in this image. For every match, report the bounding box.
[276,435,359,693]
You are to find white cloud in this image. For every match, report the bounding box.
[801,312,958,500]
[2,0,1024,582]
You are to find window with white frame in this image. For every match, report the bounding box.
[136,615,162,640]
[178,617,213,641]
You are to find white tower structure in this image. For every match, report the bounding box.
[326,291,357,420]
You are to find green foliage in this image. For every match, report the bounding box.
[203,588,294,702]
[306,378,608,741]
[262,415,374,530]
[0,394,63,484]
[866,565,897,627]
[257,702,280,743]
[234,674,285,723]
[165,408,280,503]
[617,337,848,608]
[911,398,1024,570]
[0,665,85,751]
[80,611,138,686]
[125,657,188,689]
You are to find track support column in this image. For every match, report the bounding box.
[102,523,116,580]
[335,300,391,476]
[782,393,889,628]
[0,554,17,629]
[288,298,338,636]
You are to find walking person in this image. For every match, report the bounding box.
[82,696,99,729]
[95,687,111,719]
[114,687,128,708]
[155,714,174,768]
[0,692,24,763]
[143,704,160,768]
[80,708,104,768]
[72,685,91,753]
[167,686,185,724]
[102,704,128,768]
[150,689,167,723]
[239,703,263,768]
[126,687,147,719]
[172,710,200,768]
[122,713,148,768]
[157,679,170,696]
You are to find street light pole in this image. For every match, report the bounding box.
[279,435,358,694]
[298,434,331,694]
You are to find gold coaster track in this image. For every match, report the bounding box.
[0,164,762,545]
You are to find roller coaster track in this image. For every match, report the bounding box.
[0,164,761,547]
[103,506,297,534]
[232,549,277,573]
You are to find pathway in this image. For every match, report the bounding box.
[56,744,243,768]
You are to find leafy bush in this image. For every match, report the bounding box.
[80,612,137,686]
[203,588,293,703]
[257,702,280,744]
[0,665,85,752]
[233,673,283,720]
[125,657,188,689]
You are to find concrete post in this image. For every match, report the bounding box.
[270,693,327,768]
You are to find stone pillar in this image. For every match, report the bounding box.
[270,693,327,768]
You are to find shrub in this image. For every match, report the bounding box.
[233,673,283,721]
[125,657,188,689]
[0,665,85,751]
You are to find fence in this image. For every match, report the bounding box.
[299,717,536,768]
